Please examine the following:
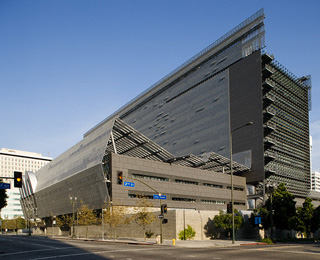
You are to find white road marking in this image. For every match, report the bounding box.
[27,247,170,260]
[0,247,76,257]
[244,246,320,256]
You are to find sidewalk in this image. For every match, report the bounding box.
[6,233,260,248]
[54,236,260,248]
[162,239,261,247]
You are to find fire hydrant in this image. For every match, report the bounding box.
[172,239,176,245]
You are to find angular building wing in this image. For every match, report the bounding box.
[22,118,248,218]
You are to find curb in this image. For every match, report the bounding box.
[52,236,156,246]
[240,242,268,246]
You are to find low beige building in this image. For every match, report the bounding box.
[112,153,246,211]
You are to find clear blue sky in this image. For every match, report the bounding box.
[1,0,320,170]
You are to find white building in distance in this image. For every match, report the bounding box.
[0,148,52,219]
[311,171,320,192]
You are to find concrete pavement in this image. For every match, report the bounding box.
[3,233,264,248]
[56,236,261,248]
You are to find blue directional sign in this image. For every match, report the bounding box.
[255,216,262,225]
[124,181,135,187]
[153,194,167,200]
[0,183,10,189]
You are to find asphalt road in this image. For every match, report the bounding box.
[0,235,320,260]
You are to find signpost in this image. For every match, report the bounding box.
[124,181,135,187]
[0,183,10,189]
[153,194,167,200]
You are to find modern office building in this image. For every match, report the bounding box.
[0,148,52,219]
[86,9,311,201]
[20,9,311,220]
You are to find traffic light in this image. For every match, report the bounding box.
[227,203,232,213]
[14,171,22,188]
[162,218,168,224]
[161,204,167,214]
[117,171,123,185]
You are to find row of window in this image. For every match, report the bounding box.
[0,156,48,162]
[131,172,244,191]
[1,165,43,169]
[128,194,246,206]
[1,161,47,166]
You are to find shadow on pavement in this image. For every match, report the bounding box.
[0,234,113,259]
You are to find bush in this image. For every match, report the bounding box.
[178,225,196,240]
[261,238,274,244]
[145,229,154,238]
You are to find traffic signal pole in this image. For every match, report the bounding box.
[0,171,23,188]
[127,176,165,243]
[160,199,163,244]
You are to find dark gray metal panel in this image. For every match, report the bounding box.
[123,69,230,158]
[229,51,264,183]
[84,9,265,138]
[118,14,265,159]
[35,164,107,218]
[35,118,115,192]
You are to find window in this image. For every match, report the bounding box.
[175,179,198,185]
[131,173,169,182]
[201,199,225,204]
[227,186,244,191]
[128,194,153,199]
[203,183,223,189]
[172,197,196,202]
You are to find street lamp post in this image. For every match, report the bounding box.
[266,182,276,239]
[28,208,31,236]
[70,196,77,238]
[230,121,253,244]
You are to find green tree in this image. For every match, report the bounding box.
[311,205,320,236]
[214,209,244,239]
[266,183,296,231]
[134,197,156,241]
[0,180,8,210]
[295,197,314,238]
[5,219,16,230]
[16,217,26,230]
[56,214,73,231]
[289,215,305,237]
[249,206,271,232]
[103,201,131,240]
[178,224,196,240]
[78,202,97,238]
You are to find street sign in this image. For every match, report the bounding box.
[0,183,10,189]
[255,216,262,225]
[124,181,135,187]
[153,194,166,200]
[158,214,164,219]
